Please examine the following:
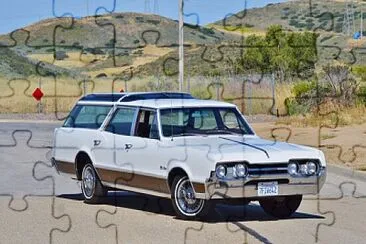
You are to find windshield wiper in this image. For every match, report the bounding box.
[175,132,207,137]
[207,129,242,135]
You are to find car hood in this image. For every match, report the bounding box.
[173,135,324,164]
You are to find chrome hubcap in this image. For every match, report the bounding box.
[176,178,204,215]
[83,167,95,197]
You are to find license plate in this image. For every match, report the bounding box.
[257,181,279,196]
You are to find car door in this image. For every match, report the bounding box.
[116,108,171,193]
[95,106,138,186]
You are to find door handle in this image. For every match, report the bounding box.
[94,140,101,146]
[125,143,133,150]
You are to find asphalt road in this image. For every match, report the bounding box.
[0,121,365,244]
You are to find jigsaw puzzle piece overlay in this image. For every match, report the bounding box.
[0,131,72,243]
[52,0,116,17]
[0,130,53,210]
[313,170,366,243]
[0,196,70,244]
[35,61,95,120]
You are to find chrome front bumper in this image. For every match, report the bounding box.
[196,167,326,199]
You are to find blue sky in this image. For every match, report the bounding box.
[0,0,286,34]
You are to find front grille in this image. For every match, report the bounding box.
[247,163,288,175]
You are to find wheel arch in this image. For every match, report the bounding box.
[167,167,188,190]
[75,151,93,180]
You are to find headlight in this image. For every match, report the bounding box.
[306,161,317,175]
[299,164,309,175]
[233,164,247,178]
[288,162,298,176]
[216,165,227,178]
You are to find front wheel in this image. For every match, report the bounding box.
[81,163,107,203]
[259,195,302,218]
[171,175,212,220]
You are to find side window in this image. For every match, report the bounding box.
[220,110,240,129]
[135,110,159,140]
[160,109,189,137]
[63,105,112,129]
[105,107,136,135]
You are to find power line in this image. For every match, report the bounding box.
[145,0,159,14]
[343,0,356,36]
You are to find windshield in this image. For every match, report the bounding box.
[159,107,254,137]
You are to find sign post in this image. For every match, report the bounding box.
[32,85,44,113]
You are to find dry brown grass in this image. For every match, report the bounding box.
[276,105,366,127]
[208,24,267,37]
[0,76,128,113]
[2,74,366,131]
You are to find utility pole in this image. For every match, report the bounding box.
[178,0,184,92]
[361,2,363,39]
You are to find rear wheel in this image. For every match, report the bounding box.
[81,163,107,203]
[171,175,211,220]
[259,195,302,218]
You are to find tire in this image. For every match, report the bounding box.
[259,195,302,218]
[81,163,107,203]
[171,175,212,220]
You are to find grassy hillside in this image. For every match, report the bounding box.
[212,0,366,65]
[0,46,75,78]
[0,12,241,79]
[0,12,236,52]
[215,0,364,33]
[1,1,366,80]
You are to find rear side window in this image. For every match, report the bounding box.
[105,107,136,135]
[63,105,112,129]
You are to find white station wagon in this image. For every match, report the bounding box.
[52,92,326,220]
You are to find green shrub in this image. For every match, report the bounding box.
[356,83,366,104]
[292,80,316,98]
[286,98,311,115]
[135,16,144,23]
[334,23,343,33]
[305,22,315,30]
[147,19,160,25]
[55,50,68,60]
[244,23,254,28]
[289,19,298,26]
[200,27,215,35]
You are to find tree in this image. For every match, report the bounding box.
[239,25,318,82]
[321,64,358,106]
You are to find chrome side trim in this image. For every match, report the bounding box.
[102,181,171,199]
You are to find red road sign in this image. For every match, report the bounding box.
[32,88,44,101]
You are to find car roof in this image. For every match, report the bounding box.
[79,92,194,102]
[77,92,236,109]
[119,98,236,109]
